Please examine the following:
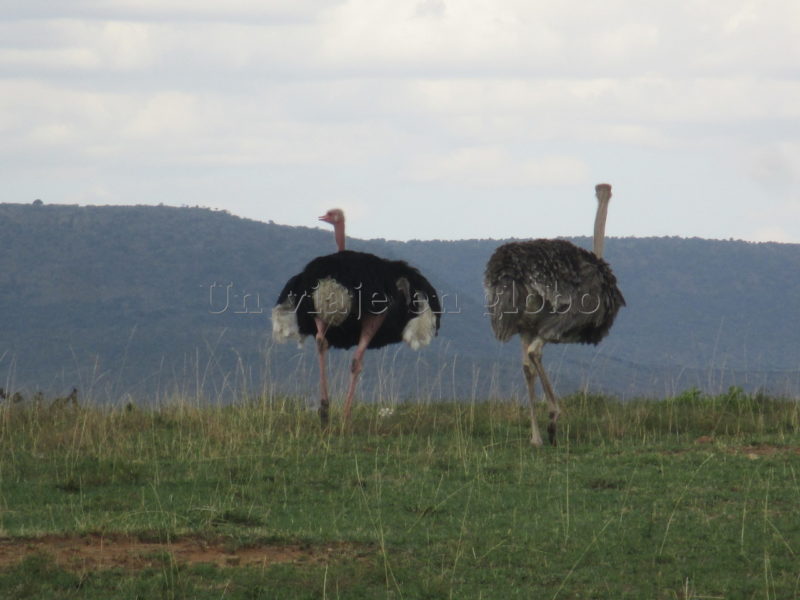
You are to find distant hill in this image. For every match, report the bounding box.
[1,202,799,404]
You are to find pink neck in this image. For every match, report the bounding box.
[333,221,345,251]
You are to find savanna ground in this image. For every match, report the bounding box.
[1,388,799,599]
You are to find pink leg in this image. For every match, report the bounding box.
[315,318,330,426]
[342,312,386,423]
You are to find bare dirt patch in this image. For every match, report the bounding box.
[730,444,800,458]
[0,534,373,572]
[659,439,800,457]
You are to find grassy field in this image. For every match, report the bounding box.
[0,388,799,599]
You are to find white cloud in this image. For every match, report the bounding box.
[319,0,562,71]
[750,143,800,188]
[414,0,445,19]
[409,146,588,187]
[121,92,199,139]
[0,20,156,72]
[0,78,411,170]
[2,0,341,23]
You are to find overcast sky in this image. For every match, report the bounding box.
[2,1,799,243]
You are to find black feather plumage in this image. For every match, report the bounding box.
[276,250,441,349]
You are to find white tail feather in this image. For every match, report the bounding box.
[271,303,302,345]
[402,296,436,350]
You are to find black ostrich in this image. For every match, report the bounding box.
[484,184,625,446]
[272,209,441,425]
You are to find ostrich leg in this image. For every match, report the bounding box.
[532,356,560,446]
[315,318,331,426]
[342,312,387,423]
[520,335,544,447]
[526,337,560,446]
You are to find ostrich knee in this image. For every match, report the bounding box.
[316,335,328,352]
[351,356,363,376]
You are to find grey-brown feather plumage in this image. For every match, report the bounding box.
[484,239,625,345]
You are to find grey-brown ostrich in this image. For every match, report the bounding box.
[484,184,625,446]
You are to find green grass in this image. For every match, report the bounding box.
[1,388,799,599]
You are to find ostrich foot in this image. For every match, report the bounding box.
[547,414,557,446]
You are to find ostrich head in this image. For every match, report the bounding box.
[319,208,346,251]
[319,208,344,225]
[593,184,612,259]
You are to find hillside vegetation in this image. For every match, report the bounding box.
[1,202,799,402]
